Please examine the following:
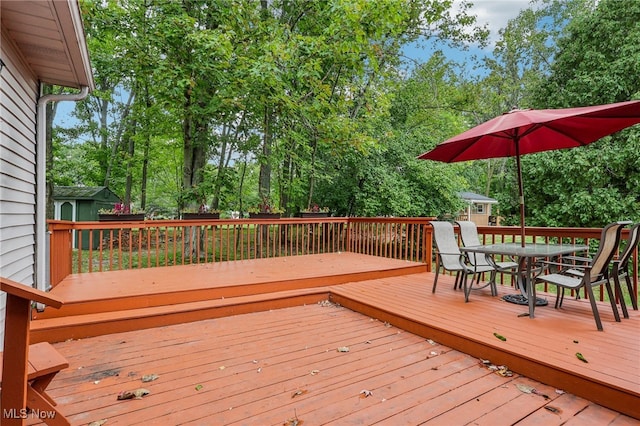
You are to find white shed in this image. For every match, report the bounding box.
[457,191,499,227]
[0,0,94,350]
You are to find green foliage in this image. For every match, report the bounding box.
[524,0,640,226]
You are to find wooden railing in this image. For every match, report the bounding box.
[48,218,638,303]
[48,217,435,285]
[346,217,435,264]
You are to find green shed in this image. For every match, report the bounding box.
[53,186,121,249]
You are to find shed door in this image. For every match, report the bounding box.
[61,202,74,221]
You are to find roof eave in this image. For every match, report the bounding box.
[49,0,95,90]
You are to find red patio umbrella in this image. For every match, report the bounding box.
[418,100,640,246]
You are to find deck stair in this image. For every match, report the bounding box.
[31,253,426,343]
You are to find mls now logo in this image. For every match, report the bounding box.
[3,408,57,420]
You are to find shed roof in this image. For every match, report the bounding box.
[53,186,119,200]
[458,191,498,204]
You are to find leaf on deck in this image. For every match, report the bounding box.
[545,405,562,414]
[516,383,549,399]
[141,374,159,383]
[117,388,150,400]
[359,389,373,398]
[284,414,304,425]
[291,389,308,398]
[516,383,535,394]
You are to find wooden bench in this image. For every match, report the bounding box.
[1,277,69,426]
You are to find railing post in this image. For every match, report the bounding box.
[48,221,73,287]
[425,223,433,272]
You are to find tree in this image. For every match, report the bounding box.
[243,0,487,215]
[56,0,490,218]
[314,52,475,217]
[525,0,640,227]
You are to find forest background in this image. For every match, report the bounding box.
[46,0,640,226]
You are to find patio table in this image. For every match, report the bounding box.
[460,243,589,318]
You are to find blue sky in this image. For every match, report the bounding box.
[402,0,534,73]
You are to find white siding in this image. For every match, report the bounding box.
[0,31,39,351]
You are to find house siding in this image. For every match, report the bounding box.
[0,31,39,351]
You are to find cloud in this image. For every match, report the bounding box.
[458,0,535,45]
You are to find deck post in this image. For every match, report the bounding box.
[425,224,433,272]
[2,294,30,426]
[47,221,73,288]
[0,278,64,425]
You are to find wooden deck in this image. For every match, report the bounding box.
[26,304,637,426]
[31,253,425,342]
[19,253,640,423]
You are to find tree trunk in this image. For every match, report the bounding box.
[181,84,209,257]
[182,94,193,212]
[140,86,151,210]
[124,121,136,208]
[259,105,272,202]
[141,135,150,210]
[104,90,134,187]
[211,123,230,211]
[307,133,318,210]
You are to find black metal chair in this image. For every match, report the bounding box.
[535,221,628,330]
[611,222,640,318]
[431,221,496,302]
[455,220,519,284]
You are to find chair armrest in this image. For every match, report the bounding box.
[537,258,580,275]
[563,255,592,264]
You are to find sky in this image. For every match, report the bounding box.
[462,0,534,45]
[402,0,535,72]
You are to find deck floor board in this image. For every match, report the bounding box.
[21,253,639,425]
[330,276,640,396]
[33,304,636,425]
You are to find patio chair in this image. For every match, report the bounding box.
[535,221,628,330]
[455,220,519,283]
[430,221,496,302]
[611,222,640,318]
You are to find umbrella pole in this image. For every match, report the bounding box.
[515,140,526,247]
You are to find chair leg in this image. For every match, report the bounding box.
[613,275,629,319]
[488,270,498,296]
[432,260,440,293]
[603,280,621,322]
[624,273,638,310]
[463,273,471,303]
[555,286,565,309]
[585,284,604,331]
[431,267,440,293]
